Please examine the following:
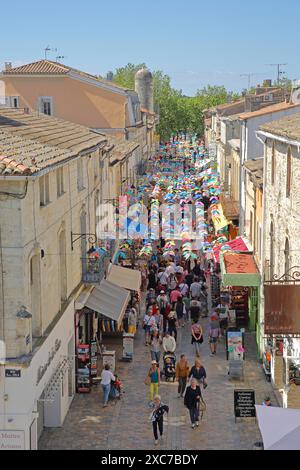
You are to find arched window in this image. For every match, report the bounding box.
[284,238,290,278]
[286,147,292,198]
[271,142,276,185]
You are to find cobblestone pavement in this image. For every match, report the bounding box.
[39,315,277,451]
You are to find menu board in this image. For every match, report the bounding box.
[77,344,91,393]
[234,390,256,418]
[226,329,245,361]
[90,341,98,378]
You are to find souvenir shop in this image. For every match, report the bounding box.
[74,265,141,393]
[219,251,261,332]
[263,283,300,408]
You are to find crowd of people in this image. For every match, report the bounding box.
[143,244,225,444]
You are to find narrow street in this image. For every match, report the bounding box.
[39,316,276,451]
[38,137,278,451]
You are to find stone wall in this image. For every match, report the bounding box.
[0,148,103,358]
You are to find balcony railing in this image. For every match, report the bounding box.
[81,256,106,284]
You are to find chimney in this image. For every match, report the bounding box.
[5,62,12,71]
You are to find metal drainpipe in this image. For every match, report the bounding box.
[0,224,7,429]
[0,225,5,344]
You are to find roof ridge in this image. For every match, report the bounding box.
[2,59,133,91]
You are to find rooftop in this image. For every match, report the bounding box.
[259,112,300,143]
[244,158,264,187]
[239,101,300,120]
[109,140,140,165]
[0,107,107,175]
[2,60,131,92]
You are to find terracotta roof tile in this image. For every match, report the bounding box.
[0,155,32,175]
[259,112,300,142]
[239,102,300,120]
[0,107,107,175]
[2,60,130,91]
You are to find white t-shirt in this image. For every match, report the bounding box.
[190,282,201,298]
[101,370,115,385]
[158,271,169,285]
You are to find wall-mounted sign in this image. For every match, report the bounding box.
[264,285,300,335]
[234,390,256,419]
[5,369,21,378]
[0,430,25,450]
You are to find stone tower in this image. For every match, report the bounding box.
[135,68,154,113]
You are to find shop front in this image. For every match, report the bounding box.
[264,281,300,408]
[1,300,76,450]
[74,279,130,393]
[220,252,261,332]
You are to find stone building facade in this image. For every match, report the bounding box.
[0,107,112,448]
[258,113,300,408]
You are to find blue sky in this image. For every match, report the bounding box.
[1,0,299,95]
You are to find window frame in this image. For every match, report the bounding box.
[77,158,85,192]
[39,174,51,207]
[38,96,53,116]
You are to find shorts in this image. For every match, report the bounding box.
[220,319,228,330]
[209,337,218,344]
[128,325,136,334]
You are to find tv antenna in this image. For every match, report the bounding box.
[266,63,288,85]
[240,73,264,90]
[44,46,51,60]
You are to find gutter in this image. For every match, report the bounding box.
[257,130,300,151]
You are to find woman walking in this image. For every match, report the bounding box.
[101,364,115,408]
[150,395,169,445]
[189,359,207,389]
[167,309,178,341]
[191,320,203,357]
[150,331,161,364]
[175,296,186,328]
[176,354,190,398]
[146,361,161,406]
[209,315,221,356]
[184,378,202,429]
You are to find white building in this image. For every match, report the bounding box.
[0,107,109,449]
[238,101,300,232]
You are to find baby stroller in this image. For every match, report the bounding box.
[163,352,176,382]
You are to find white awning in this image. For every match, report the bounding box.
[107,265,141,292]
[256,405,300,450]
[83,280,130,325]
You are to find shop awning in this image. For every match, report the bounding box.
[82,280,130,325]
[213,237,249,263]
[220,252,261,287]
[222,198,240,220]
[107,265,142,292]
[256,405,300,450]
